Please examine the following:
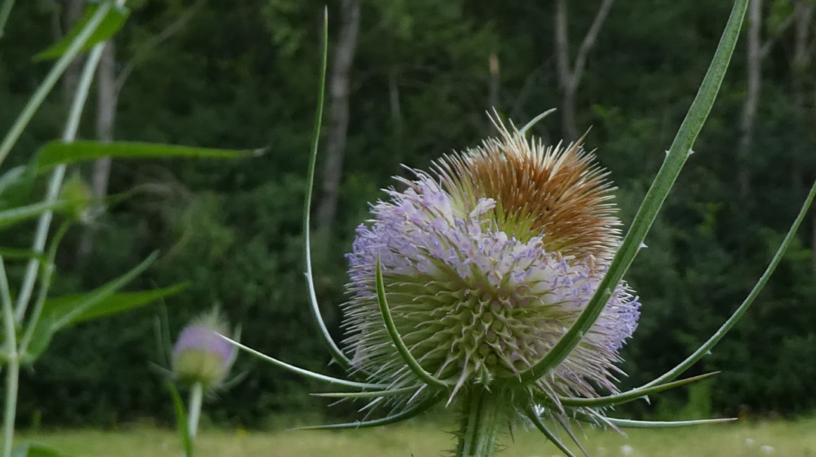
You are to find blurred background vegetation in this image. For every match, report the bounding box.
[2,0,815,428]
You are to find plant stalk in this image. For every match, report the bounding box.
[14,42,106,324]
[187,382,203,440]
[0,258,17,457]
[456,386,502,457]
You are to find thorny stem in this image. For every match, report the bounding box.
[456,386,503,457]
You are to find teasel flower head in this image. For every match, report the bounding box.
[344,117,641,402]
[172,310,237,389]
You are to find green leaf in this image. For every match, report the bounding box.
[0,200,70,231]
[0,166,35,210]
[555,372,720,408]
[166,380,193,457]
[19,316,54,365]
[11,442,72,457]
[0,247,48,264]
[33,3,129,61]
[43,283,188,326]
[35,141,264,173]
[47,252,160,330]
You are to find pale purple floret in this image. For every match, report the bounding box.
[173,325,235,365]
[344,171,641,398]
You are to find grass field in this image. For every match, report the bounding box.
[20,417,816,457]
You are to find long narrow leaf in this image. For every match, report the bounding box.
[221,335,386,390]
[525,408,577,457]
[33,3,129,61]
[0,200,70,230]
[0,248,48,264]
[518,0,750,385]
[375,256,449,388]
[35,141,263,173]
[43,283,188,326]
[292,394,441,431]
[603,417,736,428]
[555,372,719,408]
[303,8,353,371]
[49,252,160,330]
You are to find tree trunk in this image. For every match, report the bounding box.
[737,0,763,200]
[554,0,614,141]
[77,41,117,260]
[316,0,361,231]
[554,0,576,140]
[62,0,87,105]
[489,53,500,111]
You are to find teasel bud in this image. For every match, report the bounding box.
[59,173,95,223]
[344,118,641,400]
[172,311,237,389]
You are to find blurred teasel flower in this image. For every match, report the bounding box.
[172,309,237,389]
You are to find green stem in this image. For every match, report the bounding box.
[0,258,17,457]
[14,42,106,324]
[0,0,15,41]
[456,386,502,457]
[187,382,203,441]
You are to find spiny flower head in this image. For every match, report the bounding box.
[172,310,237,388]
[344,119,640,401]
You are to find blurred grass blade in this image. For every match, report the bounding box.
[556,372,719,408]
[33,2,129,61]
[0,200,69,231]
[525,408,577,457]
[292,394,441,430]
[0,248,47,264]
[35,141,263,173]
[518,0,750,385]
[376,256,449,388]
[0,166,35,210]
[11,443,72,457]
[642,179,816,388]
[166,380,193,457]
[303,8,353,371]
[603,417,736,428]
[222,335,386,389]
[0,1,113,168]
[0,0,15,41]
[48,252,160,330]
[43,283,188,327]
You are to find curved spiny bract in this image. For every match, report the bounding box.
[291,393,443,431]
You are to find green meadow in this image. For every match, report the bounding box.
[22,418,816,457]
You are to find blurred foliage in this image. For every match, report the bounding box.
[2,0,815,426]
